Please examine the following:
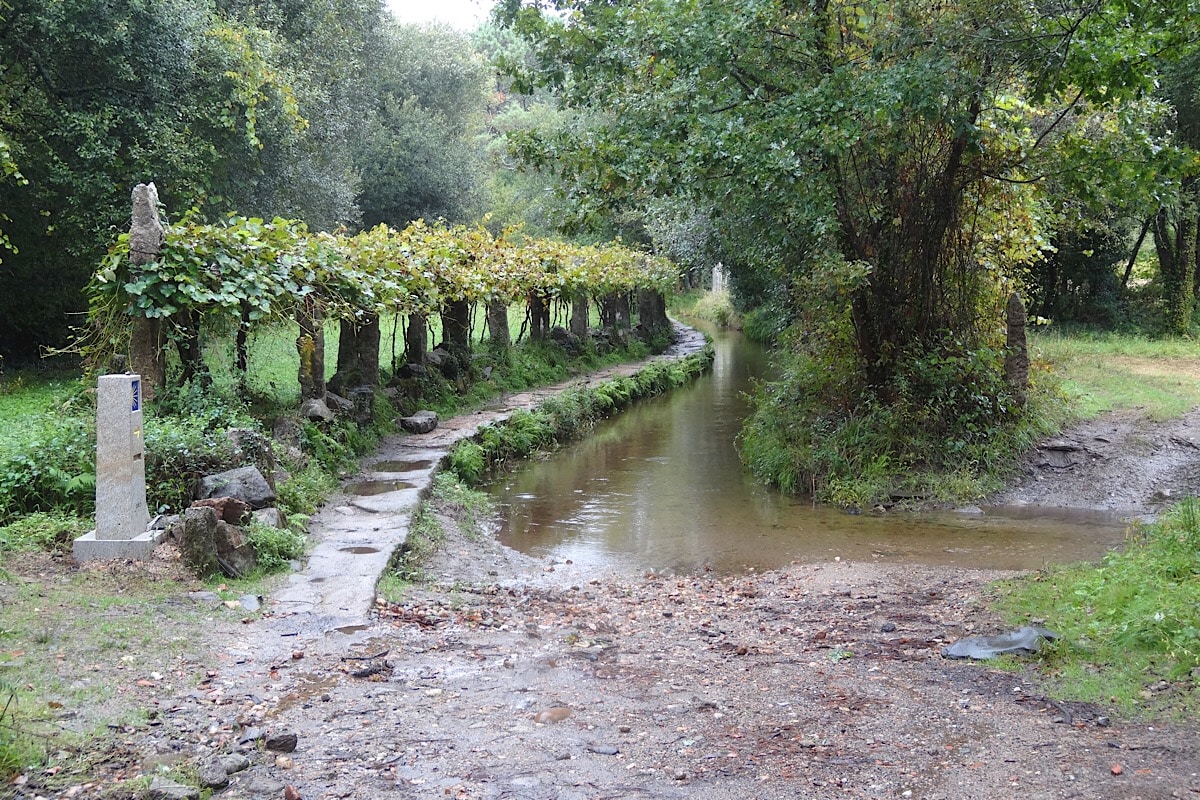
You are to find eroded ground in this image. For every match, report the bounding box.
[9,407,1200,799]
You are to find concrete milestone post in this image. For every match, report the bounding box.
[74,374,162,561]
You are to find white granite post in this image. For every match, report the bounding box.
[73,374,161,560]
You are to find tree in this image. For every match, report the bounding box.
[0,0,305,361]
[355,22,491,228]
[1153,47,1200,335]
[497,0,1198,495]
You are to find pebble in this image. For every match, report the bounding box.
[588,744,620,755]
[266,732,299,753]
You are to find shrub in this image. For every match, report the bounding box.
[244,519,307,574]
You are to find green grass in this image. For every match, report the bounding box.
[1031,329,1200,421]
[672,289,740,329]
[0,373,82,463]
[992,498,1200,720]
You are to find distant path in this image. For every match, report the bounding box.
[990,407,1200,517]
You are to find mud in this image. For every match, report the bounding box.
[10,404,1200,798]
[991,408,1200,517]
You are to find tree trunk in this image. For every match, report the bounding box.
[333,314,381,391]
[442,299,473,367]
[236,302,251,378]
[636,289,669,342]
[529,293,551,341]
[1155,198,1197,337]
[174,308,207,386]
[296,297,325,400]
[129,317,164,403]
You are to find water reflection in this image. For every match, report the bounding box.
[491,327,1129,575]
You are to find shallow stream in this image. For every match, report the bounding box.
[489,326,1128,575]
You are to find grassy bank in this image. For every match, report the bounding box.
[1030,329,1200,421]
[993,499,1200,719]
[444,344,715,485]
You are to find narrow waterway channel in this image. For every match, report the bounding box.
[490,325,1129,575]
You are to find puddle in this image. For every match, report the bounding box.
[339,546,381,554]
[274,673,339,714]
[370,459,434,472]
[346,479,416,495]
[533,706,574,724]
[333,624,370,635]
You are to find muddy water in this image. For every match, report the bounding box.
[491,328,1130,575]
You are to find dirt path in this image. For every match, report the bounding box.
[991,408,1200,517]
[12,400,1200,798]
[88,507,1197,800]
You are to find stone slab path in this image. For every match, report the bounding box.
[266,321,708,643]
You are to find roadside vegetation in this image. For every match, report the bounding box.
[994,499,1200,719]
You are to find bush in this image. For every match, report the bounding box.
[245,519,307,574]
[0,415,94,525]
[0,511,90,554]
[739,329,1067,507]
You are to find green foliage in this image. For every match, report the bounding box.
[384,501,445,588]
[678,290,738,330]
[356,22,490,227]
[0,0,311,360]
[0,511,90,555]
[0,413,94,525]
[448,346,714,485]
[275,462,336,518]
[993,499,1200,716]
[499,0,1196,496]
[244,518,306,574]
[448,442,486,486]
[142,394,250,514]
[429,473,492,541]
[739,331,1067,507]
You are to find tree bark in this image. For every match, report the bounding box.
[442,299,473,365]
[1155,196,1197,337]
[333,313,381,391]
[636,289,669,342]
[570,294,589,339]
[529,293,551,341]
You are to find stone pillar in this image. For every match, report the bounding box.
[296,297,325,400]
[127,183,165,403]
[711,262,727,293]
[73,374,161,560]
[487,300,511,350]
[1004,292,1029,408]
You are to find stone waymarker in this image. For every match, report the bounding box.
[74,374,163,560]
